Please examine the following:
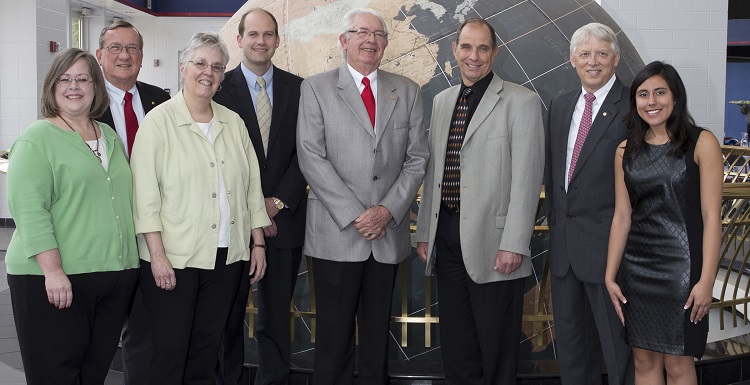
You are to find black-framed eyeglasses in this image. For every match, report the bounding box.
[103,44,142,54]
[189,60,226,73]
[348,29,388,41]
[56,77,93,86]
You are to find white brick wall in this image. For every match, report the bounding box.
[600,0,729,138]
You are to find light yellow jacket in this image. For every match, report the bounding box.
[131,90,270,269]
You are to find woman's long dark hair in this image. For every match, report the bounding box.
[624,61,697,158]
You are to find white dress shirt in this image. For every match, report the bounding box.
[565,75,617,189]
[347,64,379,134]
[105,80,146,157]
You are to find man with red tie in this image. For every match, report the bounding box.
[296,8,428,385]
[96,21,170,158]
[94,21,170,385]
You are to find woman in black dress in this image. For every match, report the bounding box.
[605,61,723,384]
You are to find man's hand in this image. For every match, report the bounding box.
[494,250,523,275]
[264,197,280,219]
[416,242,428,262]
[354,206,392,240]
[263,218,278,237]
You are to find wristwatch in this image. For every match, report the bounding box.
[272,197,285,210]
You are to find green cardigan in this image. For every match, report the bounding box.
[6,120,139,275]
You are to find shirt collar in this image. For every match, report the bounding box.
[105,79,137,103]
[582,74,617,104]
[347,63,378,88]
[241,62,274,90]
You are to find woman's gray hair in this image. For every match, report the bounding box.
[570,22,620,55]
[337,8,388,58]
[179,31,230,69]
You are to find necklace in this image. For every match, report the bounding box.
[59,115,102,163]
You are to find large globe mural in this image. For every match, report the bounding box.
[217,0,645,378]
[219,0,645,126]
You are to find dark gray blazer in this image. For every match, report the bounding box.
[544,77,630,284]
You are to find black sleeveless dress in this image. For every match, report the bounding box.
[620,126,707,358]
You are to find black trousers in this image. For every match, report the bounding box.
[121,283,150,385]
[215,244,302,385]
[9,269,137,385]
[312,255,398,385]
[435,205,525,385]
[551,269,634,385]
[140,248,243,385]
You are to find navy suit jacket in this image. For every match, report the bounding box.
[97,81,171,132]
[544,77,630,284]
[213,64,307,249]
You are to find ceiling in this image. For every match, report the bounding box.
[69,0,148,19]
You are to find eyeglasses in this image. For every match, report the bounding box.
[103,44,142,54]
[56,77,93,86]
[348,29,388,41]
[189,60,226,73]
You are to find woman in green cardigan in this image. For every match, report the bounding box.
[6,48,139,385]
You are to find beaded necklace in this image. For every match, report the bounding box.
[59,115,102,163]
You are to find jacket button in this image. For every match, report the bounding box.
[373,176,378,180]
[566,214,573,218]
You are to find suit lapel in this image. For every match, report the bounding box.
[435,85,462,179]
[463,74,502,146]
[226,66,266,162]
[136,82,158,114]
[337,65,376,139]
[569,79,623,182]
[268,66,289,152]
[374,71,397,147]
[556,90,580,185]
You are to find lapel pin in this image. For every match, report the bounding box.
[151,101,155,105]
[602,112,608,116]
[389,95,396,100]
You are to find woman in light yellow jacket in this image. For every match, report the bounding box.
[130,31,270,384]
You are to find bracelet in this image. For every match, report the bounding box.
[251,243,267,250]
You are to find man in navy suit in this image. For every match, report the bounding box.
[544,22,634,385]
[94,21,170,385]
[213,8,307,385]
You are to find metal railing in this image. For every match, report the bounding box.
[243,146,750,348]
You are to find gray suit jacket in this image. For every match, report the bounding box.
[544,77,630,283]
[415,74,544,284]
[297,65,428,264]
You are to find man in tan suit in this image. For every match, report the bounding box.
[296,8,428,385]
[415,18,544,385]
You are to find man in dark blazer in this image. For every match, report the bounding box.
[415,18,544,385]
[213,8,307,385]
[96,21,170,158]
[297,8,428,385]
[94,21,170,385]
[544,23,634,385]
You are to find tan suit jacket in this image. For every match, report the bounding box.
[415,73,544,283]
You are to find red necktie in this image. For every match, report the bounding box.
[124,91,139,156]
[361,77,375,127]
[568,93,595,185]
